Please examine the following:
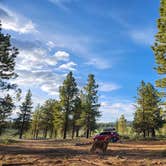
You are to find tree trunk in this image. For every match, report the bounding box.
[63,112,68,139]
[54,130,57,138]
[50,127,53,139]
[72,121,75,139]
[143,130,146,138]
[86,116,90,138]
[36,129,39,139]
[33,129,35,139]
[44,127,48,139]
[90,129,92,137]
[0,129,2,136]
[151,128,156,138]
[147,130,150,137]
[19,112,27,139]
[76,128,79,137]
[86,128,89,138]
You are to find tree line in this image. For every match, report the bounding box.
[17,72,100,139]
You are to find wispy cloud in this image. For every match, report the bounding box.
[129,28,156,45]
[47,33,113,70]
[0,5,37,33]
[86,58,112,70]
[48,0,77,10]
[99,82,121,92]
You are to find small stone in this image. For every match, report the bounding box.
[104,161,112,165]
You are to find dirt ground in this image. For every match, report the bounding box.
[0,139,166,166]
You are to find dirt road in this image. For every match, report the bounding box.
[0,139,166,166]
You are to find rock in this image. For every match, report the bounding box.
[104,161,113,165]
[116,155,124,159]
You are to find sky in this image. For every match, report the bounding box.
[0,0,160,122]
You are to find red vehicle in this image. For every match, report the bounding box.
[93,131,119,143]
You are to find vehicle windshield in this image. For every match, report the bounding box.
[99,132,110,135]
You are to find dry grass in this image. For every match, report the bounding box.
[0,139,166,166]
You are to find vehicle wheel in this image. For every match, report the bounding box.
[111,138,117,143]
[109,138,114,142]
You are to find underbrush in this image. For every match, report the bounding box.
[0,138,19,144]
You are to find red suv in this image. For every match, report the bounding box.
[93,131,119,142]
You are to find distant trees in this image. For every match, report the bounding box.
[41,99,56,138]
[31,104,42,139]
[15,90,33,139]
[0,22,19,135]
[152,0,166,89]
[31,100,62,139]
[133,81,163,138]
[117,115,127,135]
[53,100,63,138]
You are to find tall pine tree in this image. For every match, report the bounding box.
[133,81,162,138]
[83,74,100,138]
[0,22,19,135]
[59,72,79,139]
[15,90,33,139]
[152,0,166,90]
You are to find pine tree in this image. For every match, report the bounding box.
[0,22,19,134]
[133,81,147,137]
[152,0,166,89]
[83,74,100,138]
[15,90,33,139]
[53,100,64,138]
[133,81,162,138]
[31,104,42,139]
[118,115,127,135]
[59,72,79,139]
[40,99,56,138]
[0,94,14,135]
[71,96,82,139]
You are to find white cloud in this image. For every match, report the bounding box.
[99,82,121,92]
[16,48,70,71]
[86,58,112,69]
[0,5,37,33]
[58,61,77,71]
[54,51,70,61]
[99,101,135,122]
[11,40,74,96]
[130,28,155,45]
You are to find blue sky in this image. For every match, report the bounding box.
[0,0,160,122]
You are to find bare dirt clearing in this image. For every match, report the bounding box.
[0,139,166,166]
